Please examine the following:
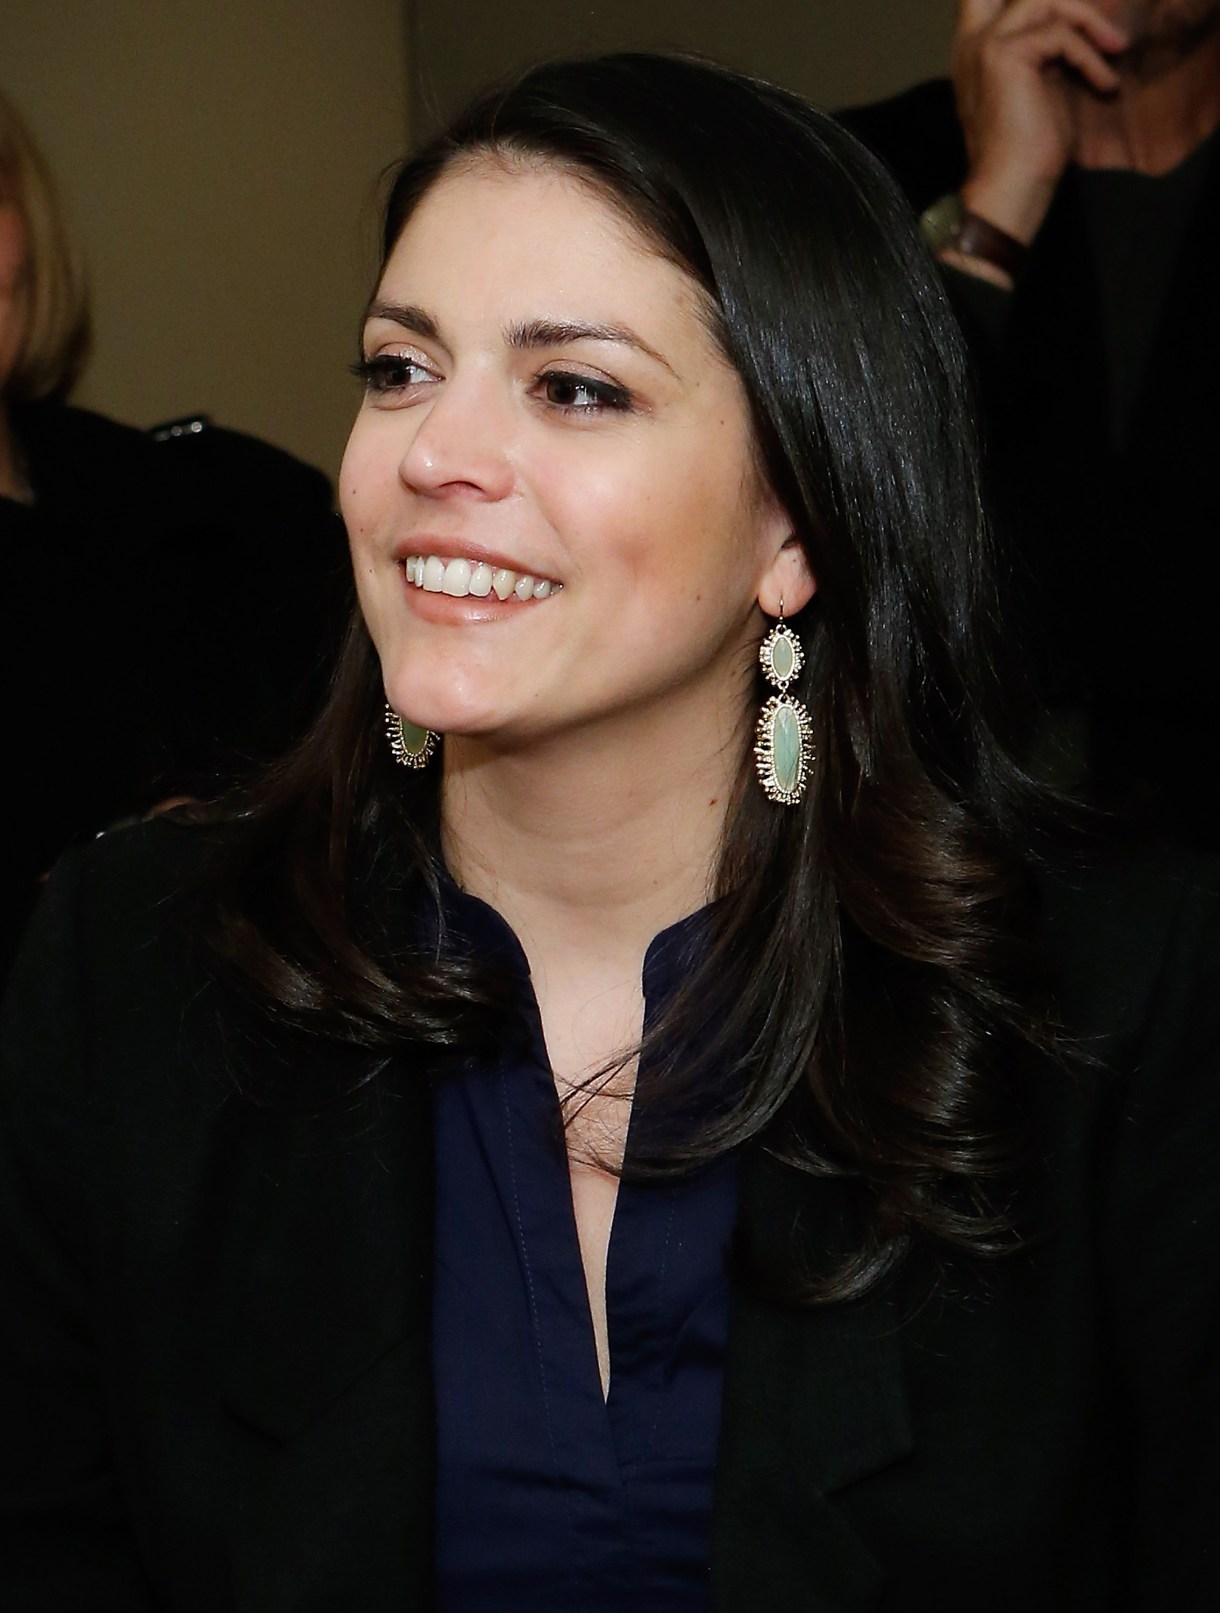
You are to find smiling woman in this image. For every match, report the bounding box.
[1,51,1217,1613]
[345,157,803,752]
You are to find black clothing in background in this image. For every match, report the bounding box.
[1080,132,1217,447]
[0,401,350,973]
[840,81,1220,846]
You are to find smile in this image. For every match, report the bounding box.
[404,554,562,602]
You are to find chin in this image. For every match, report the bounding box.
[380,672,499,741]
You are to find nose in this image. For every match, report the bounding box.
[398,370,516,502]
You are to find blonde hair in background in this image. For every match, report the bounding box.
[0,86,90,401]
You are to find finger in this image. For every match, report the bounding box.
[1007,19,1125,90]
[993,0,1128,50]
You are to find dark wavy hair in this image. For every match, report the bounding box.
[206,53,1059,1301]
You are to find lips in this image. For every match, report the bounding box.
[404,552,562,602]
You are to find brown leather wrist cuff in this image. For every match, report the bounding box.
[952,210,1028,281]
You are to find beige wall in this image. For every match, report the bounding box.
[1,3,953,480]
[410,0,955,138]
[0,0,410,480]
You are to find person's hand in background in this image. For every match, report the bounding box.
[952,0,1129,244]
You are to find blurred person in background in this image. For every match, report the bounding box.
[842,1,1220,843]
[0,87,348,974]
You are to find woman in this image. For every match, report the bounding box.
[0,86,345,977]
[0,86,90,498]
[1,53,1215,1612]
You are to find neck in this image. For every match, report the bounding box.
[440,686,746,977]
[1073,25,1220,172]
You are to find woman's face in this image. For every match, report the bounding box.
[0,192,27,395]
[341,155,811,753]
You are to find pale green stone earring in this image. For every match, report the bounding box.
[384,703,439,769]
[753,606,813,805]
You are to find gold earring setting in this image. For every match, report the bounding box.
[385,703,439,769]
[753,614,813,805]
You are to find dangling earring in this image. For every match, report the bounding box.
[753,604,813,805]
[384,703,439,769]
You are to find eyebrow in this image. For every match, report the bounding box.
[365,302,439,340]
[506,318,674,374]
[363,302,676,375]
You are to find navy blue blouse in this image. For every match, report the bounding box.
[431,888,739,1609]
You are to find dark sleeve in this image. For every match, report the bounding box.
[941,265,1013,356]
[1100,868,1220,1606]
[0,852,157,1611]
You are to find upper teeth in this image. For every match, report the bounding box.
[404,554,559,601]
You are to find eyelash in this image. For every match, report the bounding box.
[351,355,633,415]
[350,355,432,393]
[536,371,632,414]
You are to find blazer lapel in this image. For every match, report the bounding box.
[221,1060,433,1438]
[216,1052,437,1609]
[713,1147,913,1612]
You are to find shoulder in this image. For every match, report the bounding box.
[16,399,155,486]
[143,419,343,596]
[42,809,231,929]
[835,78,966,210]
[1035,843,1220,1057]
[2,815,236,1066]
[0,816,246,1236]
[146,415,333,519]
[2,810,383,1109]
[17,401,334,533]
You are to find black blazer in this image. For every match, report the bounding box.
[1,820,1217,1610]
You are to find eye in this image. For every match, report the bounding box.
[351,353,436,397]
[535,370,632,414]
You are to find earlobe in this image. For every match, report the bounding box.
[758,536,817,618]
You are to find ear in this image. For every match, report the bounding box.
[757,531,817,619]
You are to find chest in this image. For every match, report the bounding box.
[430,1048,739,1609]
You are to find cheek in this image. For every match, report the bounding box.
[653,464,762,595]
[560,438,743,586]
[349,543,396,658]
[338,428,393,540]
